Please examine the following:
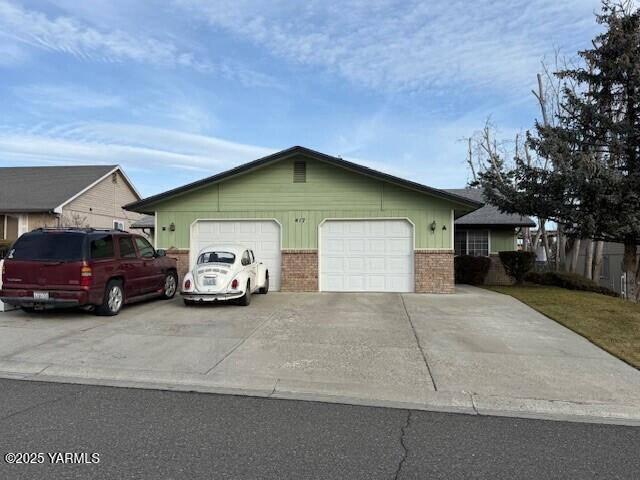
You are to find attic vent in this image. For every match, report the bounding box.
[111,172,118,184]
[293,160,306,183]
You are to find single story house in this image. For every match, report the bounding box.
[445,188,536,285]
[125,146,531,293]
[0,165,142,243]
[130,214,155,239]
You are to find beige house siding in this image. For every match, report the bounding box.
[62,171,142,230]
[27,212,58,230]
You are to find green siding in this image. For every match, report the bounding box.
[490,229,517,253]
[151,155,457,250]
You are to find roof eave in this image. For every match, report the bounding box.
[125,146,482,212]
[0,208,56,213]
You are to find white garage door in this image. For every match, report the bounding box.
[191,220,281,291]
[320,220,414,292]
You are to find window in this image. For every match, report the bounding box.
[293,160,306,183]
[90,235,114,260]
[467,230,489,256]
[118,236,137,258]
[197,251,235,265]
[454,231,467,256]
[134,237,155,258]
[454,230,489,257]
[241,250,251,266]
[114,220,125,231]
[9,232,85,261]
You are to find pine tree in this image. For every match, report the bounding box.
[480,1,640,300]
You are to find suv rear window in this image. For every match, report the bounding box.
[8,232,85,261]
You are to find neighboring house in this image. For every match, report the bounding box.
[125,146,481,293]
[444,188,536,285]
[576,241,640,296]
[130,214,155,239]
[0,165,143,243]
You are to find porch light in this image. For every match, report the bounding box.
[430,221,437,232]
[169,222,176,232]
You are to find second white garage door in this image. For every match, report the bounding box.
[320,219,414,292]
[191,220,281,291]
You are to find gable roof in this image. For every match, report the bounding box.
[125,146,481,213]
[0,165,140,213]
[445,188,536,227]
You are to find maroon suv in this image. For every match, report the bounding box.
[0,228,178,316]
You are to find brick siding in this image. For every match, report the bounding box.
[281,250,318,292]
[484,254,514,285]
[414,250,455,293]
[166,249,190,284]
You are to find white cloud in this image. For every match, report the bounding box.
[175,0,601,94]
[0,123,275,174]
[0,122,415,194]
[0,1,277,87]
[12,84,124,111]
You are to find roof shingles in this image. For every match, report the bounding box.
[0,165,117,212]
[445,188,536,227]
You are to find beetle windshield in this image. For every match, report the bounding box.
[197,251,236,265]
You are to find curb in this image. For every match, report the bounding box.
[0,363,639,426]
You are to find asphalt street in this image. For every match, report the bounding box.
[0,378,638,480]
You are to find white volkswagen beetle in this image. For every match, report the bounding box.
[181,245,269,306]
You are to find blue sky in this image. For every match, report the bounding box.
[0,0,603,197]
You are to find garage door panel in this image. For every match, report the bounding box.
[348,222,366,235]
[346,276,365,290]
[368,275,386,290]
[369,222,386,235]
[320,220,413,293]
[324,256,344,271]
[347,239,366,254]
[326,239,344,253]
[368,238,386,254]
[192,220,281,291]
[366,257,386,272]
[347,257,365,271]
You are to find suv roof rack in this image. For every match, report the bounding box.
[32,227,129,233]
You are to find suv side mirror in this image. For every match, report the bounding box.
[155,249,166,257]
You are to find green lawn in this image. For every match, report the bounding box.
[485,285,640,369]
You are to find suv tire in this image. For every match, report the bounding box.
[96,279,124,316]
[162,271,178,299]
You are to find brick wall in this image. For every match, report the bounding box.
[484,254,514,286]
[415,250,455,293]
[166,248,190,283]
[281,250,318,292]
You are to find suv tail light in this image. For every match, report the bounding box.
[80,262,93,287]
[231,279,239,289]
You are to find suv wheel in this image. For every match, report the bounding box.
[96,280,124,316]
[162,272,178,299]
[238,281,252,306]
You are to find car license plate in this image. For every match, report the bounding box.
[203,277,216,286]
[33,291,49,300]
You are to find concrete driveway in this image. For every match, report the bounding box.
[0,286,639,424]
